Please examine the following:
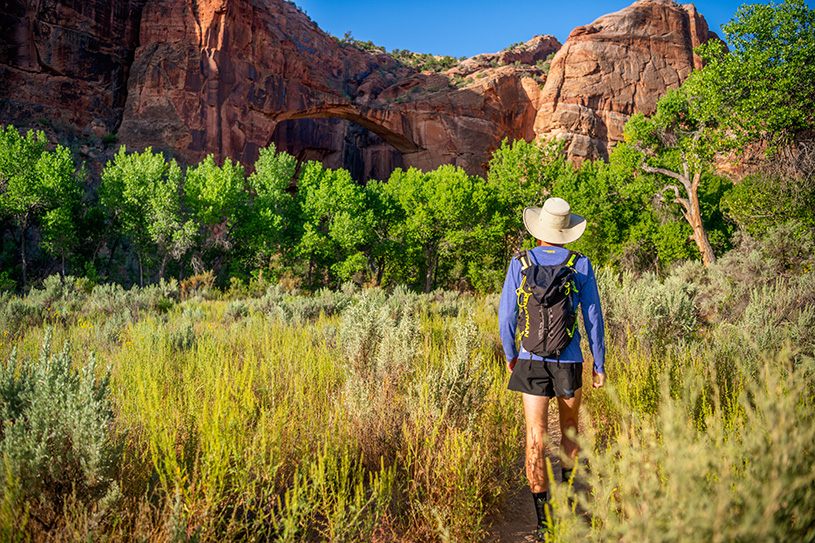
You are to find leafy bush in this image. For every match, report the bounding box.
[0,331,119,525]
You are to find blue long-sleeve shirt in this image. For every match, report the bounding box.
[498,246,606,374]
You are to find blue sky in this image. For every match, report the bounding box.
[293,1,766,58]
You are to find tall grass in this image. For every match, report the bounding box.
[0,284,521,541]
[1,227,814,542]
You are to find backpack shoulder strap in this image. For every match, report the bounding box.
[563,250,582,268]
[514,250,533,271]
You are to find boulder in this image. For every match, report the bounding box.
[534,0,721,161]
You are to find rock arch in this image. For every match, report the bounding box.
[279,105,421,155]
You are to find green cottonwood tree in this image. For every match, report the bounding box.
[296,161,374,286]
[687,0,815,153]
[389,165,491,292]
[363,178,404,287]
[686,0,815,235]
[101,147,194,286]
[622,89,721,265]
[183,155,247,278]
[618,0,815,267]
[0,126,79,287]
[486,138,569,258]
[245,144,298,274]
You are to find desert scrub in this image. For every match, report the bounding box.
[421,317,490,429]
[597,268,697,353]
[338,289,419,466]
[549,354,815,543]
[260,285,353,325]
[0,330,119,533]
[399,315,519,541]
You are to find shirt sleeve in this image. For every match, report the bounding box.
[578,258,606,374]
[498,258,521,364]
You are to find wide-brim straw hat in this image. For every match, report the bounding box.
[523,197,586,244]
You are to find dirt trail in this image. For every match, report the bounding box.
[486,402,587,543]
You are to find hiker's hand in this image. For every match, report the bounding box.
[507,358,517,373]
[593,371,605,388]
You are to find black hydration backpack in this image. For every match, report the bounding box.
[515,250,581,358]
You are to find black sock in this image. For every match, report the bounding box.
[532,491,550,529]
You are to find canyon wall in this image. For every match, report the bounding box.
[0,0,720,179]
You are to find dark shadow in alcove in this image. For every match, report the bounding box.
[270,117,405,183]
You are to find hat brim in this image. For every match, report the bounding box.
[523,207,587,244]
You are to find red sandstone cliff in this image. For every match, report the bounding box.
[0,0,720,179]
[535,0,720,160]
[0,0,147,138]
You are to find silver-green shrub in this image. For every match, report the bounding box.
[422,317,489,429]
[740,273,815,361]
[0,296,43,335]
[0,330,120,521]
[262,286,353,326]
[597,268,698,353]
[338,290,419,464]
[551,357,815,543]
[223,300,250,323]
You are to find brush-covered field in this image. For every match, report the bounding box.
[1,228,814,543]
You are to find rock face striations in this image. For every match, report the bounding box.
[0,0,720,179]
[0,0,147,138]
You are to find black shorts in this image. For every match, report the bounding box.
[508,359,583,398]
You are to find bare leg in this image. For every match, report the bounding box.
[556,388,582,471]
[522,393,550,493]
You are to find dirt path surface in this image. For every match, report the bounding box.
[486,402,587,543]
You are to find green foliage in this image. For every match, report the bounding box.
[0,331,119,521]
[245,144,298,270]
[101,146,195,285]
[689,0,815,151]
[297,161,375,286]
[0,126,81,286]
[184,155,246,228]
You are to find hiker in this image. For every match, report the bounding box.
[498,197,606,541]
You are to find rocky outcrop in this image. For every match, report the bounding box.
[0,0,147,138]
[0,0,720,179]
[116,0,555,178]
[534,0,720,160]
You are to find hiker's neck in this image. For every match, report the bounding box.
[537,240,564,248]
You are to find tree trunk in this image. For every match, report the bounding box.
[641,162,718,266]
[20,226,28,288]
[138,253,144,288]
[375,257,384,287]
[687,177,717,265]
[105,237,120,280]
[424,246,438,294]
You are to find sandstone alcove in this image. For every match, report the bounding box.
[270,116,406,182]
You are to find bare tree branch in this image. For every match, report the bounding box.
[639,158,687,184]
[658,184,691,218]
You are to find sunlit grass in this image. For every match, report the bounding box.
[1,274,813,542]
